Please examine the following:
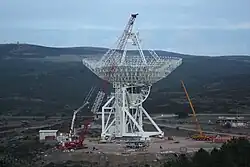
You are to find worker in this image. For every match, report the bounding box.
[160,145,163,150]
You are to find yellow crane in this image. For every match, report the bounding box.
[180,80,211,141]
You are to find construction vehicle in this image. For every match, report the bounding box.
[69,101,89,137]
[181,80,249,142]
[181,80,214,141]
[57,120,91,150]
[57,88,95,150]
[68,87,95,138]
[58,89,105,151]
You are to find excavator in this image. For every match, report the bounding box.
[181,80,213,141]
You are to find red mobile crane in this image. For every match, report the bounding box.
[57,120,91,150]
[56,88,95,150]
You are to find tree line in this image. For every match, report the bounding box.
[164,138,250,167]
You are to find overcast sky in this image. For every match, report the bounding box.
[0,0,249,56]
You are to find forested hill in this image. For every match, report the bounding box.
[0,43,250,116]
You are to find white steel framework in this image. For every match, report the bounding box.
[82,13,182,140]
[91,91,105,119]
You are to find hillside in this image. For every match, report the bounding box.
[0,44,250,116]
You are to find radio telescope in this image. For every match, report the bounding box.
[82,13,182,140]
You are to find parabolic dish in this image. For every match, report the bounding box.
[82,52,182,85]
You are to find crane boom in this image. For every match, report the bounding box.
[91,91,105,114]
[99,14,140,91]
[69,86,95,137]
[69,101,89,137]
[180,80,203,136]
[83,86,95,104]
[99,13,139,67]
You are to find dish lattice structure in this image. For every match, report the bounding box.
[82,13,182,141]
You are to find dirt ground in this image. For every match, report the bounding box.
[43,137,221,166]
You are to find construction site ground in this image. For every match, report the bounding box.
[42,137,222,166]
[40,113,250,166]
[2,114,250,166]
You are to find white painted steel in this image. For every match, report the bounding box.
[82,13,182,140]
